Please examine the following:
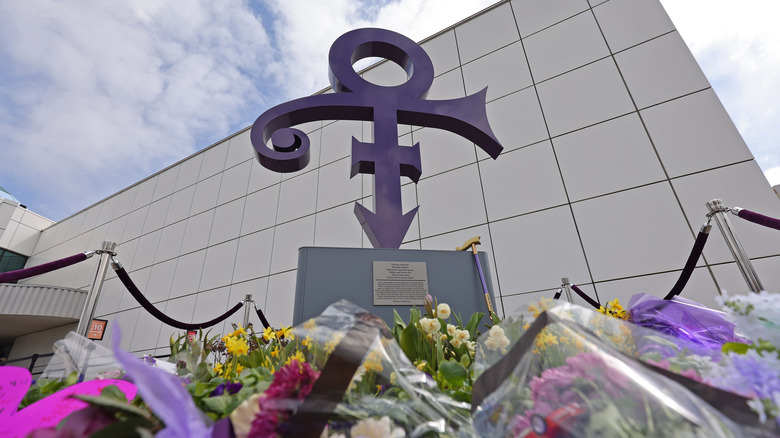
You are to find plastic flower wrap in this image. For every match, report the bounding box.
[232,299,474,437]
[718,291,780,347]
[628,293,745,355]
[471,302,749,437]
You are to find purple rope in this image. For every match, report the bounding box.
[570,284,601,309]
[664,229,709,300]
[738,208,780,231]
[0,253,89,283]
[114,265,243,330]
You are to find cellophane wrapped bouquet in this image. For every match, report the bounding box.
[470,300,749,438]
[625,291,780,431]
[225,299,475,437]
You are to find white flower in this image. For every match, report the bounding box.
[447,324,457,336]
[436,303,451,319]
[350,416,406,438]
[485,325,510,352]
[451,338,462,348]
[230,393,261,438]
[455,329,470,342]
[466,341,476,354]
[419,317,441,335]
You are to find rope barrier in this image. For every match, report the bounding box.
[735,208,780,231]
[664,224,711,300]
[0,252,93,283]
[254,304,271,329]
[112,260,243,331]
[570,284,600,309]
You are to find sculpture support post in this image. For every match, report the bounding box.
[77,241,117,336]
[706,199,764,292]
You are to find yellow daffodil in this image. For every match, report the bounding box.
[263,326,276,341]
[277,326,294,340]
[231,326,247,338]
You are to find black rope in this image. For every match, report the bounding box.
[113,263,243,330]
[664,227,710,300]
[254,304,271,329]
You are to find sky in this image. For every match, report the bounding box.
[0,0,778,222]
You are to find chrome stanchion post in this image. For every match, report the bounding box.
[76,241,117,336]
[561,277,574,303]
[706,199,764,292]
[243,294,253,328]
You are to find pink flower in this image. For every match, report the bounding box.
[248,360,320,438]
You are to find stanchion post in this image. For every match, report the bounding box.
[706,199,764,293]
[561,277,574,303]
[243,294,253,328]
[76,241,117,336]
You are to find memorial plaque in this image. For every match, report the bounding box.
[373,261,428,305]
[294,247,496,325]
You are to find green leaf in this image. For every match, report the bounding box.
[72,393,156,422]
[100,384,128,403]
[439,359,468,387]
[64,370,80,386]
[464,312,483,337]
[722,342,750,355]
[201,395,231,414]
[399,323,419,363]
[393,309,406,329]
[460,353,471,368]
[89,416,157,438]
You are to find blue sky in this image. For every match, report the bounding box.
[0,0,778,221]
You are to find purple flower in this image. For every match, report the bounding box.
[143,356,157,366]
[112,326,212,438]
[210,382,243,397]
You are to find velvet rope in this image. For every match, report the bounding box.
[737,208,780,231]
[0,252,89,283]
[571,284,600,309]
[663,229,709,300]
[113,265,243,330]
[254,305,271,329]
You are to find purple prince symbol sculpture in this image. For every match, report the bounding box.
[250,28,504,248]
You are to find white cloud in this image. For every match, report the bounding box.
[4,0,776,220]
[263,0,496,95]
[0,0,273,220]
[0,0,497,220]
[662,0,780,182]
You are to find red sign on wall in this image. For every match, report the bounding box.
[86,319,107,340]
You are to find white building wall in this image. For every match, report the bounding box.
[16,0,780,356]
[0,199,54,256]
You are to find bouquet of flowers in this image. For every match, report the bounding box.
[471,302,744,437]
